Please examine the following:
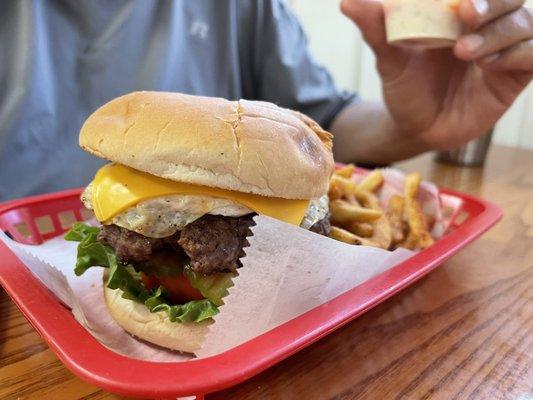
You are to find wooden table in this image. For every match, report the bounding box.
[1,145,532,400]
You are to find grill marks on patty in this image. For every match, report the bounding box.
[98,214,330,275]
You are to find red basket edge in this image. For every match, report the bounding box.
[0,187,503,398]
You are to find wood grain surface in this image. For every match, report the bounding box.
[1,145,532,400]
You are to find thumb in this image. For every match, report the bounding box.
[340,0,409,78]
[340,0,389,54]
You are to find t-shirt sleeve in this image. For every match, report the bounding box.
[239,0,357,129]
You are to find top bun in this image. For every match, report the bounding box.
[79,91,334,200]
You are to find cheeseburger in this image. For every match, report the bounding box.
[66,91,334,352]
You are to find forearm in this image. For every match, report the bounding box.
[329,101,432,165]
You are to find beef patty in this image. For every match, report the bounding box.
[178,214,254,274]
[98,214,254,274]
[98,224,180,264]
[98,213,329,275]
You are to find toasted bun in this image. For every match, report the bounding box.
[104,286,209,353]
[80,91,334,200]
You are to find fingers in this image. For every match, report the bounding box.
[455,7,533,60]
[480,39,533,72]
[458,0,525,28]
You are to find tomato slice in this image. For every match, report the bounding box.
[140,272,160,291]
[159,274,204,303]
[140,272,204,304]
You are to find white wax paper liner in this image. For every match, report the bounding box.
[0,169,454,359]
[196,215,413,357]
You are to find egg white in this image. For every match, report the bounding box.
[82,185,328,238]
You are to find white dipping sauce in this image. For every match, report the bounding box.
[384,0,462,49]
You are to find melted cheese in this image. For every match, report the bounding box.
[91,164,310,225]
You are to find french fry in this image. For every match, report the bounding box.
[330,200,383,224]
[399,230,434,250]
[329,226,376,246]
[404,172,422,200]
[417,232,435,249]
[334,164,356,178]
[330,226,358,244]
[330,175,359,197]
[358,170,384,193]
[345,193,360,205]
[328,179,344,201]
[405,197,426,237]
[398,231,418,250]
[387,195,405,245]
[355,191,392,249]
[403,172,435,250]
[328,167,434,251]
[348,222,374,237]
[371,215,392,249]
[355,190,380,210]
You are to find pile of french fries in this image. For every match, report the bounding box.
[328,164,435,251]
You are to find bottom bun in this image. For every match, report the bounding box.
[104,286,210,353]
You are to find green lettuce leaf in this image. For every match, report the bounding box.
[64,223,100,241]
[184,266,235,306]
[145,287,218,322]
[65,222,218,323]
[66,223,115,275]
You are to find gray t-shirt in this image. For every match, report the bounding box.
[0,0,355,201]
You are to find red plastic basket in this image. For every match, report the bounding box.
[0,186,501,398]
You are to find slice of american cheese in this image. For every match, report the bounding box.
[91,164,310,225]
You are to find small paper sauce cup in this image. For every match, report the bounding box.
[384,0,462,49]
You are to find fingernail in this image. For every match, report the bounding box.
[483,53,500,63]
[462,34,484,53]
[471,0,489,15]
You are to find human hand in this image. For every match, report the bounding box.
[340,0,532,150]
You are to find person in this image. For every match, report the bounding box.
[0,0,531,201]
